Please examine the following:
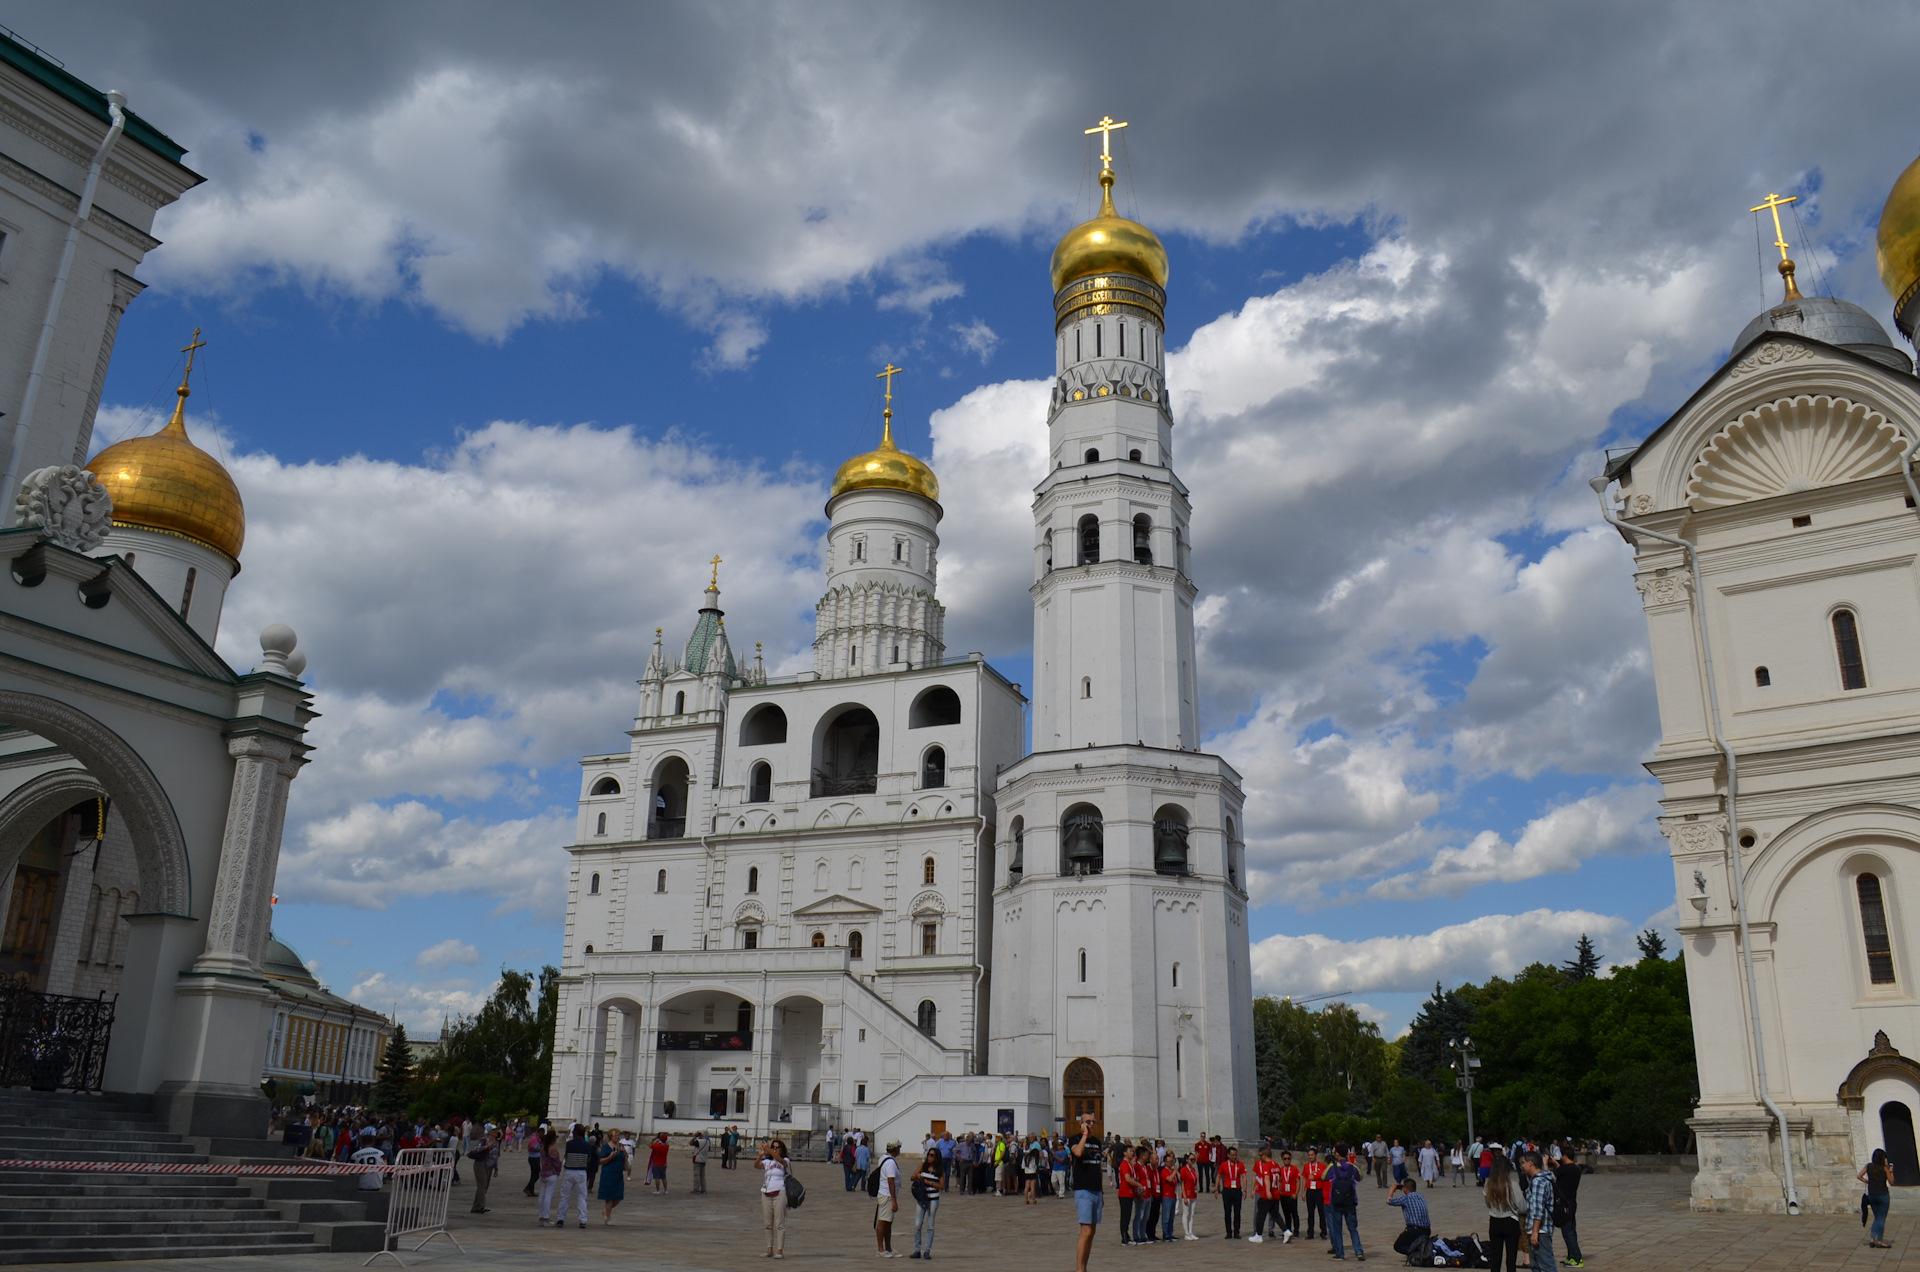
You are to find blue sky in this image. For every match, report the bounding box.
[35,1,1920,1036]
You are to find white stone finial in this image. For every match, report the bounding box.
[259,623,298,673]
[16,465,111,551]
[285,649,308,678]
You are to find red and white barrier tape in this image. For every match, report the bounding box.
[0,1159,442,1176]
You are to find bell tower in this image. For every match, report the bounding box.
[988,120,1257,1143]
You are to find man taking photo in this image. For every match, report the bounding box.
[1069,1114,1104,1272]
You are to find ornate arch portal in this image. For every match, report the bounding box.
[0,691,191,916]
[1839,1030,1920,1186]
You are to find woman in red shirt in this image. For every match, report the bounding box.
[1217,1147,1246,1238]
[1176,1155,1200,1239]
[1157,1159,1179,1242]
[1276,1150,1300,1243]
[1117,1144,1141,1247]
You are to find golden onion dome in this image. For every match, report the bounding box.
[1877,151,1920,338]
[90,370,245,563]
[829,419,939,504]
[1050,168,1169,293]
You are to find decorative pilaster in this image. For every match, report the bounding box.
[192,733,298,976]
[73,271,146,465]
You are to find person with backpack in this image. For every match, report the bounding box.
[1325,1142,1365,1261]
[1217,1146,1245,1239]
[842,1135,860,1191]
[758,1138,790,1259]
[871,1139,902,1257]
[909,1147,943,1260]
[1550,1154,1583,1266]
[1519,1151,1556,1272]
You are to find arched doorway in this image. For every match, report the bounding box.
[1064,1057,1104,1139]
[1883,1102,1920,1186]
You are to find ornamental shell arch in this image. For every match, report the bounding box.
[907,889,947,916]
[1685,394,1910,510]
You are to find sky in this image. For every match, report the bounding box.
[19,1,1920,1038]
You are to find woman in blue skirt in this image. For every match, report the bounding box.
[597,1132,630,1225]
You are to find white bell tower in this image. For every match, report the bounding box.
[989,120,1256,1142]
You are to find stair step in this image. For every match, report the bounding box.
[0,1231,313,1251]
[0,1221,302,1237]
[0,1243,317,1265]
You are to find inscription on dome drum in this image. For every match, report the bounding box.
[1686,394,1910,510]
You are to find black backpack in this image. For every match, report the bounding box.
[785,1171,805,1210]
[1330,1164,1358,1208]
[867,1156,892,1198]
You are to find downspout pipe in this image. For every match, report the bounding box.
[1,90,127,519]
[1901,437,1920,518]
[1591,475,1800,1215]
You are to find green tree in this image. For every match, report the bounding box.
[371,1023,414,1118]
[1635,929,1667,960]
[410,965,560,1122]
[1251,998,1296,1137]
[1399,981,1476,1085]
[1563,934,1602,981]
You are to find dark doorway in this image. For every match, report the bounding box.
[1883,1102,1920,1186]
[710,1088,728,1119]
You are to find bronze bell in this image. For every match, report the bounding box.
[1062,813,1103,871]
[1153,819,1189,874]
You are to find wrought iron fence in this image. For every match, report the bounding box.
[0,982,114,1091]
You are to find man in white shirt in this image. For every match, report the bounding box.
[875,1141,902,1257]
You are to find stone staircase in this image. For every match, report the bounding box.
[0,1089,386,1262]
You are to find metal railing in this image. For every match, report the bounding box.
[0,982,113,1092]
[810,772,877,797]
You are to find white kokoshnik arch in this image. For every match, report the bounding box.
[0,689,191,915]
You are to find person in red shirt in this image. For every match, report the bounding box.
[1117,1143,1140,1247]
[647,1133,670,1195]
[1131,1147,1157,1245]
[1217,1146,1246,1238]
[1157,1159,1179,1242]
[1248,1146,1280,1242]
[1302,1148,1326,1242]
[1176,1155,1200,1239]
[1192,1137,1213,1194]
[1276,1150,1301,1243]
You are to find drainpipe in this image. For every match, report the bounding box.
[1,91,127,518]
[1591,475,1800,1214]
[1901,437,1920,521]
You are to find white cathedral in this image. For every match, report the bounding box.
[549,143,1258,1143]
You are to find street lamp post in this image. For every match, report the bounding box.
[1448,1038,1481,1145]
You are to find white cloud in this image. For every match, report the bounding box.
[950,320,1000,363]
[415,938,481,972]
[1250,910,1630,998]
[347,970,492,1036]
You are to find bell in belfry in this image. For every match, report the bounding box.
[1153,817,1189,875]
[1062,809,1103,874]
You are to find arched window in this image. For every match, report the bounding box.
[674,690,686,714]
[1755,666,1771,687]
[740,704,788,746]
[1225,816,1240,887]
[1133,515,1153,565]
[595,812,607,836]
[813,705,880,797]
[811,931,826,948]
[649,757,690,839]
[1061,803,1103,876]
[656,868,667,893]
[909,685,963,727]
[1009,816,1025,880]
[1077,515,1100,565]
[921,746,946,789]
[1082,677,1092,699]
[917,999,937,1037]
[923,856,937,886]
[589,872,601,895]
[1085,447,1100,464]
[747,866,759,894]
[1128,448,1142,462]
[590,776,621,796]
[1858,873,1897,984]
[748,761,772,803]
[1834,610,1867,690]
[848,930,864,960]
[1079,949,1088,983]
[1152,805,1190,876]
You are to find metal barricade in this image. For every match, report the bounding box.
[365,1147,464,1267]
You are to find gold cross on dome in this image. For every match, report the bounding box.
[1750,192,1797,262]
[180,327,207,367]
[1084,115,1129,172]
[708,555,722,588]
[876,363,905,422]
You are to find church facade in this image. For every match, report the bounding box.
[1599,168,1920,1211]
[550,140,1256,1143]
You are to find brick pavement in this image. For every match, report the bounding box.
[7,1156,1916,1269]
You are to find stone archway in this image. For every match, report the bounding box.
[0,692,190,915]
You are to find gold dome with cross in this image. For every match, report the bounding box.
[829,363,939,503]
[1050,115,1169,294]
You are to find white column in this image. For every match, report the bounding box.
[193,735,297,976]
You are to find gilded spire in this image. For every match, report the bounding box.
[166,328,207,435]
[1751,192,1803,302]
[875,363,905,449]
[1084,115,1128,218]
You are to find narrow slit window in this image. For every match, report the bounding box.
[1119,323,1126,358]
[674,690,686,714]
[656,868,667,893]
[1095,324,1102,357]
[179,567,196,618]
[1834,610,1867,690]
[1082,677,1092,699]
[747,866,759,893]
[923,856,937,885]
[1859,873,1897,984]
[595,812,607,835]
[1075,329,1082,362]
[589,872,600,895]
[1079,948,1087,983]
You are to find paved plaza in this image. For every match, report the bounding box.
[10,1157,1919,1271]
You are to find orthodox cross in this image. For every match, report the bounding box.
[180,327,207,372]
[1084,115,1129,173]
[708,555,722,589]
[1749,192,1797,262]
[876,363,904,426]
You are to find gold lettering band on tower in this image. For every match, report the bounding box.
[1054,273,1166,332]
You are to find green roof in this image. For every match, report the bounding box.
[0,27,194,169]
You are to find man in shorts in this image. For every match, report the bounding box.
[1068,1114,1104,1272]
[875,1140,901,1257]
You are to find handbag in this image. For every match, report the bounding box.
[786,1171,806,1210]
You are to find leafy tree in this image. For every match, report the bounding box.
[1399,981,1476,1084]
[371,1023,414,1118]
[410,965,560,1122]
[1563,934,1602,981]
[1635,929,1667,960]
[1251,998,1295,1137]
